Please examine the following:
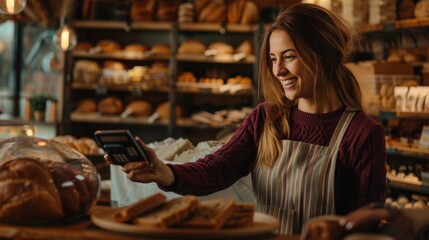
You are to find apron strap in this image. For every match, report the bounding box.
[327,108,357,154]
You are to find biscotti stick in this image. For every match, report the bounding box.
[113,193,167,223]
[223,202,255,228]
[178,198,236,229]
[133,195,199,227]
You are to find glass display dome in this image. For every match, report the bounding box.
[0,136,101,223]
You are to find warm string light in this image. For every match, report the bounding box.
[55,0,77,51]
[56,25,77,51]
[0,0,27,15]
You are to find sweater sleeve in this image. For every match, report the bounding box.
[158,103,266,195]
[341,120,387,212]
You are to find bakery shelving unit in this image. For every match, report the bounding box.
[358,17,429,201]
[167,22,263,142]
[64,19,263,143]
[375,110,429,197]
[64,20,174,143]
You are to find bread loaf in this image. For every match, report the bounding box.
[124,43,148,53]
[240,1,260,24]
[0,158,64,222]
[46,163,80,217]
[150,44,171,55]
[77,98,97,113]
[103,60,126,70]
[133,195,199,227]
[75,42,93,51]
[131,0,155,22]
[207,42,234,55]
[99,97,123,115]
[178,39,206,54]
[235,40,253,55]
[198,1,227,23]
[96,40,121,53]
[156,101,184,121]
[178,198,236,229]
[194,0,210,17]
[46,161,95,214]
[156,0,180,22]
[227,0,246,23]
[124,100,152,117]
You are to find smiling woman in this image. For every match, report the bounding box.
[106,3,387,237]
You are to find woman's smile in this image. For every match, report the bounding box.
[280,77,298,88]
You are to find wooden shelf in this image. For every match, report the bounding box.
[388,180,429,195]
[387,148,429,161]
[178,23,257,33]
[70,113,169,126]
[70,113,237,129]
[72,51,170,61]
[387,145,429,157]
[73,20,172,31]
[72,21,258,33]
[359,17,429,33]
[377,110,429,120]
[71,82,170,93]
[177,54,255,64]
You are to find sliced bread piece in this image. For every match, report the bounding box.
[113,192,167,223]
[178,198,236,229]
[155,138,195,161]
[133,195,198,228]
[223,202,255,228]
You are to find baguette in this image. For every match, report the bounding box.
[113,193,167,223]
[178,198,236,229]
[133,195,198,228]
[223,202,255,227]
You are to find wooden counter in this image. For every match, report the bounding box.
[0,205,300,240]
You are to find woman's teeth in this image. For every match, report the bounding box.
[281,78,297,86]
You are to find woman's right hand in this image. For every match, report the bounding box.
[104,137,175,187]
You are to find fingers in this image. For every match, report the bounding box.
[127,168,151,183]
[122,161,153,173]
[339,208,390,231]
[135,137,161,163]
[104,154,115,165]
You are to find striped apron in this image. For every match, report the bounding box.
[251,109,356,234]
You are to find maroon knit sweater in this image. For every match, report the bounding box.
[161,102,387,215]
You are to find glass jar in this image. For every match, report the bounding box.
[0,136,101,224]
